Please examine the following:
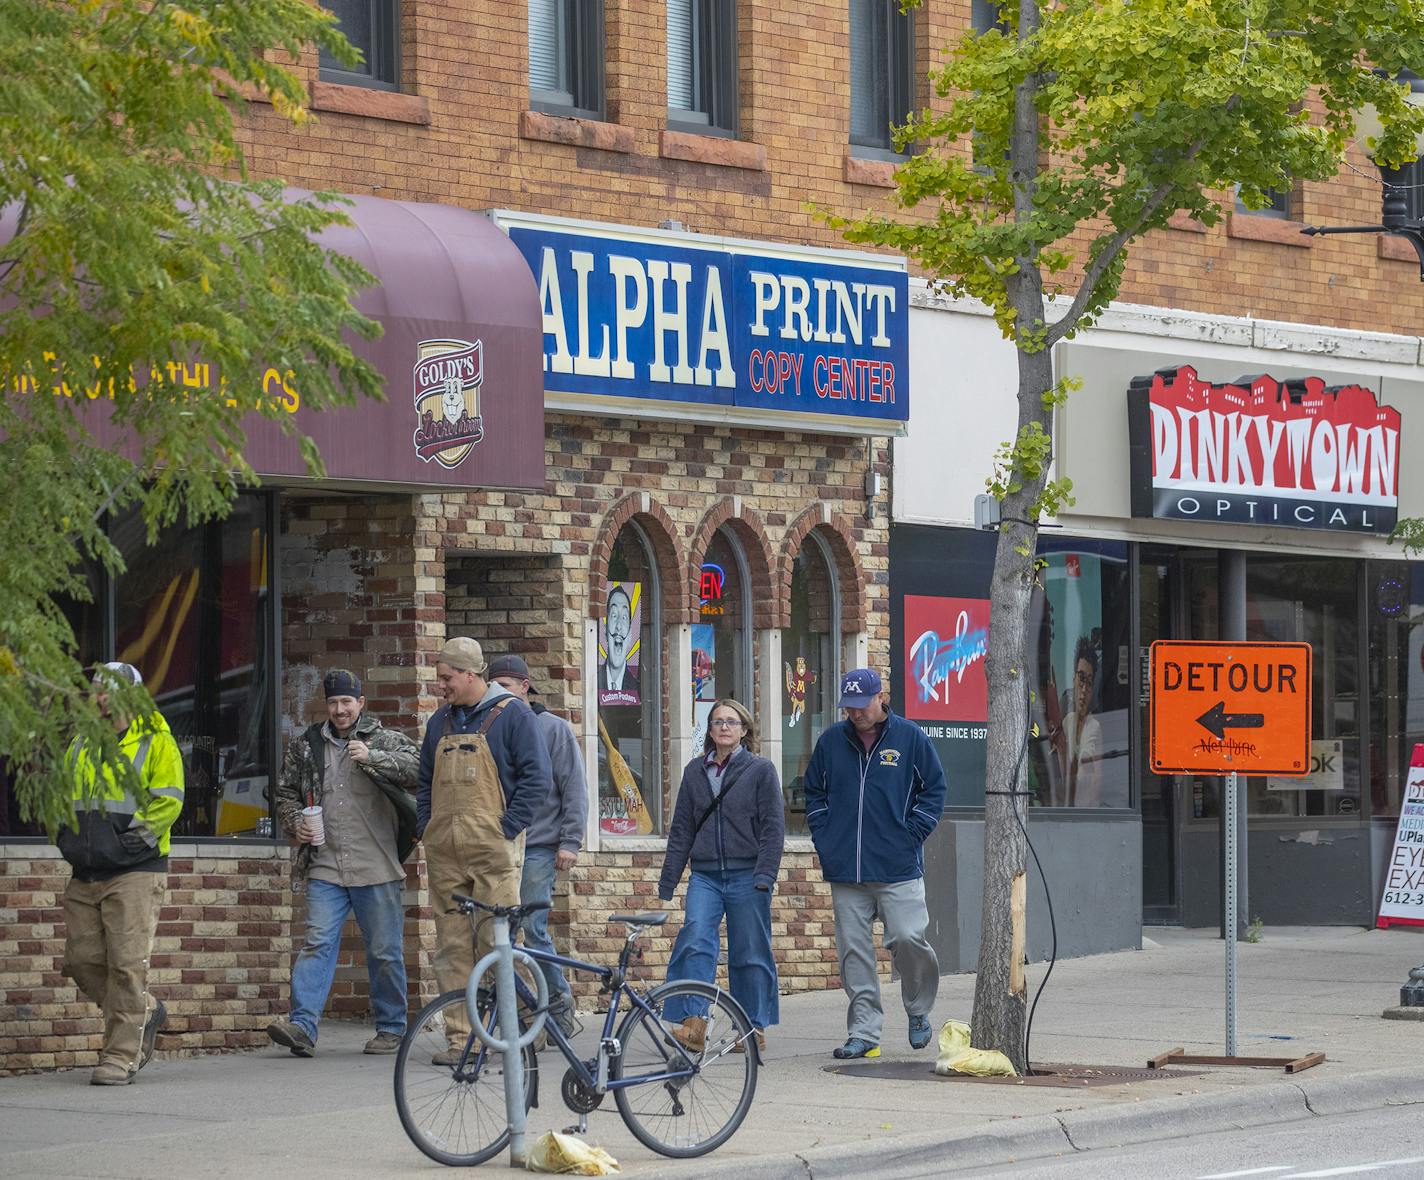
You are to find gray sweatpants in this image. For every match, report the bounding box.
[830,878,940,1045]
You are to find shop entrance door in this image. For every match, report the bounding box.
[1138,545,1219,924]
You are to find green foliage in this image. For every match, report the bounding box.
[0,1,383,834]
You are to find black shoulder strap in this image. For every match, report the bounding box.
[691,766,740,838]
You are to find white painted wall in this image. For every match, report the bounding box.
[897,289,1424,558]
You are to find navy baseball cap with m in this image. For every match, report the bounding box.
[837,668,883,708]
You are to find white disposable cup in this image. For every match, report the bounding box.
[301,805,325,846]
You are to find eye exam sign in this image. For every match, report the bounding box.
[495,212,909,435]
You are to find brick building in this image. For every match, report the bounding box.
[7,0,1424,1074]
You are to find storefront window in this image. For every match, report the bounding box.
[1368,561,1422,819]
[780,535,837,832]
[112,495,273,838]
[597,524,662,835]
[2,495,274,841]
[692,528,751,752]
[1027,541,1132,808]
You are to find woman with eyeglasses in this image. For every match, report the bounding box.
[657,697,785,1054]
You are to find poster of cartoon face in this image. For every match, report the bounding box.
[599,581,642,707]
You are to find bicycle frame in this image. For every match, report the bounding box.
[462,926,697,1097]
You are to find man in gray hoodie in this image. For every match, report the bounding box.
[488,654,586,1037]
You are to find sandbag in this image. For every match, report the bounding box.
[933,1018,1017,1078]
[525,1130,621,1175]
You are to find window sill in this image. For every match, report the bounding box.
[659,129,767,171]
[844,154,897,188]
[1379,234,1418,264]
[1166,211,1209,234]
[310,81,430,126]
[1227,212,1312,247]
[520,110,634,153]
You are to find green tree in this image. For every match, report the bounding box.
[837,0,1424,1071]
[0,1,381,834]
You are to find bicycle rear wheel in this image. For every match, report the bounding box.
[611,980,757,1158]
[393,988,535,1167]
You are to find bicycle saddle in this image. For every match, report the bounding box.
[608,912,668,927]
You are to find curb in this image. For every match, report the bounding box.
[634,1065,1424,1178]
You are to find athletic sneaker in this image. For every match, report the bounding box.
[908,1014,933,1050]
[832,1037,880,1059]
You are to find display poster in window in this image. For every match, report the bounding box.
[1267,739,1346,792]
[784,653,818,729]
[1039,553,1111,808]
[1377,744,1424,928]
[598,581,642,706]
[903,595,989,730]
[691,623,717,754]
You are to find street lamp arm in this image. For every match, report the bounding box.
[1299,223,1388,235]
[1299,222,1424,281]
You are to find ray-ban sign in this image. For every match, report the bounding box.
[1149,641,1312,776]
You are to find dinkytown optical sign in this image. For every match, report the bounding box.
[1127,365,1401,533]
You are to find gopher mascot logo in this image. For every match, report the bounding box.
[413,338,485,469]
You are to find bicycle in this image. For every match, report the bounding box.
[393,894,759,1167]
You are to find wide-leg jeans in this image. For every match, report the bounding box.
[663,868,779,1030]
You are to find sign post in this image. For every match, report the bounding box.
[1145,640,1324,1074]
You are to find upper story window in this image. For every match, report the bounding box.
[971,0,1006,34]
[850,0,914,156]
[668,0,738,136]
[530,0,606,119]
[1235,184,1295,220]
[319,1,400,91]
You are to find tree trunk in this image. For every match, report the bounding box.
[968,341,1053,1074]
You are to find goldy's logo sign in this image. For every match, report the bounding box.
[413,338,485,469]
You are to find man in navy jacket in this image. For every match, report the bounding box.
[805,667,946,1060]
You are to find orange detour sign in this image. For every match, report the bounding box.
[1149,641,1312,776]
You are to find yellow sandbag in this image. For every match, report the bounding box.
[525,1130,621,1175]
[933,1019,1017,1078]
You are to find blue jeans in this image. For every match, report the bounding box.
[663,869,779,1030]
[520,846,573,1008]
[290,879,407,1041]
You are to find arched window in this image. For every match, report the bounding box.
[693,526,753,741]
[780,532,839,832]
[597,522,662,836]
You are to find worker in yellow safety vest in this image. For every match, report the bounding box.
[55,662,185,1086]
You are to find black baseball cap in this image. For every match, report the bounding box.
[487,654,540,694]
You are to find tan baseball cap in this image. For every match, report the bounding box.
[437,637,487,674]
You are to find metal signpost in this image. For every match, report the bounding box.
[1146,640,1324,1074]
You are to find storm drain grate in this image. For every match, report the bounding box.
[823,1061,1207,1087]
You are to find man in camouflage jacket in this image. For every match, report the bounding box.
[268,669,419,1057]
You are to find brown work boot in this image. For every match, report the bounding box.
[90,1062,133,1086]
[363,1031,402,1055]
[732,1029,767,1054]
[431,1044,465,1067]
[670,1015,707,1052]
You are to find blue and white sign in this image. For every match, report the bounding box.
[494,213,909,433]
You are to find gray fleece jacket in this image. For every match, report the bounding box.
[525,701,587,852]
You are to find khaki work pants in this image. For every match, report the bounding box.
[424,729,524,1039]
[62,871,166,1072]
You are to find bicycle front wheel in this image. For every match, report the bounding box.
[611,980,757,1158]
[393,988,535,1167]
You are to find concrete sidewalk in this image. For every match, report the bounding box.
[3,926,1423,1178]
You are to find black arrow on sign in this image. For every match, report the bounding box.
[1196,700,1266,740]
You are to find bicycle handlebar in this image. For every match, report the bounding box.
[449,893,550,919]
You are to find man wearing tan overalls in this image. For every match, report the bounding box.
[416,638,551,1057]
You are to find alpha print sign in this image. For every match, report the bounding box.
[497,212,909,433]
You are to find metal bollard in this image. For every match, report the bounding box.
[492,917,526,1166]
[1402,963,1424,1007]
[466,920,549,1170]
